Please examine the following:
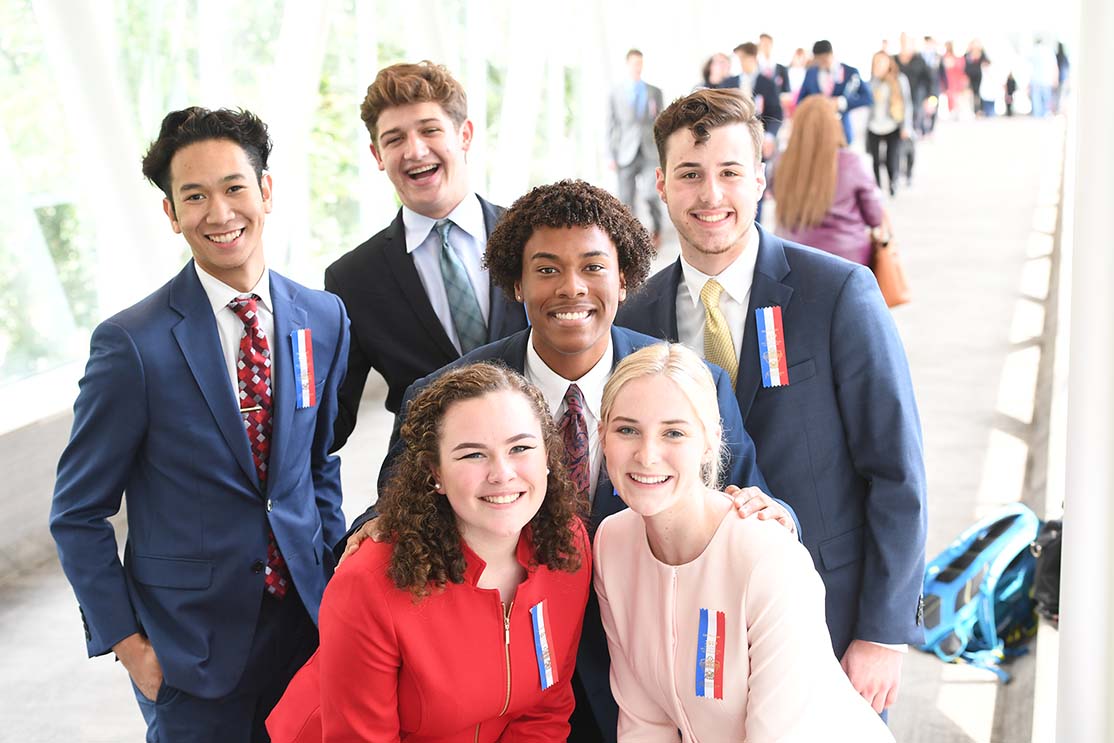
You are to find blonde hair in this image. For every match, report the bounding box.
[600,344,725,488]
[773,95,844,231]
[872,51,905,123]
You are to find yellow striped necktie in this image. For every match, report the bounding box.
[700,279,738,385]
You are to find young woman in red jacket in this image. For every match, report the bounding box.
[268,363,591,742]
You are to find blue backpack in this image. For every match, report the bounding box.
[919,502,1040,682]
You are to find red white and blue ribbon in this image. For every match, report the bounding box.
[695,608,726,699]
[530,600,559,690]
[290,328,316,409]
[755,306,789,388]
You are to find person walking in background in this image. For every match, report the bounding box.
[965,41,988,115]
[756,33,790,94]
[734,41,784,224]
[784,47,811,118]
[893,33,931,138]
[1005,72,1018,117]
[920,35,942,135]
[941,40,969,118]
[617,89,928,717]
[267,364,591,742]
[978,58,1000,117]
[49,107,351,742]
[700,52,739,89]
[325,61,528,435]
[867,51,913,196]
[775,96,885,265]
[797,39,873,144]
[609,49,664,245]
[594,344,895,742]
[1054,41,1070,113]
[1029,38,1059,118]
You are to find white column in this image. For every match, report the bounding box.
[355,0,397,238]
[1058,0,1114,740]
[31,0,177,313]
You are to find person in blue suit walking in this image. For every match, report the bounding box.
[798,39,874,144]
[49,107,350,742]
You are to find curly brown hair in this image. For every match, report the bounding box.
[484,179,654,302]
[377,362,587,599]
[360,61,468,144]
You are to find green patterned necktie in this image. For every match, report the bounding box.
[436,219,487,354]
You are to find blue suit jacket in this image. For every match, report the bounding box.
[615,226,927,656]
[49,262,350,699]
[798,63,873,144]
[350,326,769,742]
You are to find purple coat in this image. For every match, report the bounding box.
[777,149,883,266]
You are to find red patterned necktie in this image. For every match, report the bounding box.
[558,384,591,501]
[228,294,289,600]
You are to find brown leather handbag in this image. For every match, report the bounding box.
[871,234,911,308]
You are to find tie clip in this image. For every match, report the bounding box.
[240,405,262,413]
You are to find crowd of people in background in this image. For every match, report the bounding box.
[47,28,1069,743]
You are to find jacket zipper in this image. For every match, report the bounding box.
[474,599,515,742]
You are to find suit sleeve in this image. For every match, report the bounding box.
[607,90,621,161]
[312,294,350,550]
[742,531,850,742]
[48,321,146,656]
[593,524,681,743]
[850,156,884,230]
[324,264,374,453]
[842,71,874,112]
[830,267,927,645]
[760,78,783,139]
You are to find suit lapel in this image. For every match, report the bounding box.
[267,272,306,496]
[737,228,794,420]
[382,210,459,359]
[170,264,259,489]
[479,197,515,342]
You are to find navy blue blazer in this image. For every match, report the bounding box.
[616,226,927,656]
[49,262,350,699]
[351,326,769,742]
[325,196,528,442]
[798,63,874,144]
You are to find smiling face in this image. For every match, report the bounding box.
[163,138,272,291]
[515,226,627,380]
[602,374,715,519]
[371,101,473,219]
[431,390,549,549]
[657,122,765,276]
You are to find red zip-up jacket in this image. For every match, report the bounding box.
[268,521,590,742]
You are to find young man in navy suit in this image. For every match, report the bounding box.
[49,108,350,742]
[326,61,528,444]
[339,180,795,742]
[616,88,927,716]
[798,39,874,144]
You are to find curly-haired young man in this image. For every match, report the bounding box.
[340,179,790,743]
[325,61,528,441]
[49,107,350,742]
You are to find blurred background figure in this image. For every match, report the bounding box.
[941,40,969,118]
[735,41,784,223]
[965,40,989,115]
[700,52,738,89]
[756,33,791,94]
[1054,41,1071,113]
[978,57,1000,116]
[1029,38,1059,118]
[868,51,913,196]
[798,39,873,144]
[773,96,885,267]
[920,36,942,135]
[608,49,664,244]
[894,33,932,138]
[783,47,811,118]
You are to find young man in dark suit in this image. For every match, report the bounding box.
[49,108,350,742]
[340,180,795,742]
[616,88,927,717]
[326,61,528,445]
[757,33,791,94]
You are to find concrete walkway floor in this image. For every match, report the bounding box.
[0,114,1065,742]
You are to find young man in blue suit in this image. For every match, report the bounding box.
[616,88,927,716]
[798,39,873,144]
[325,62,527,443]
[340,180,794,742]
[49,108,350,742]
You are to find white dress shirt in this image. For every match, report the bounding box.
[194,263,276,401]
[524,332,614,503]
[675,227,760,364]
[403,194,492,354]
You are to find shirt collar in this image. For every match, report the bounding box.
[402,193,486,254]
[194,262,272,315]
[678,226,760,308]
[524,329,614,422]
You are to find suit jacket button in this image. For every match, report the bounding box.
[266,499,273,512]
[251,560,265,574]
